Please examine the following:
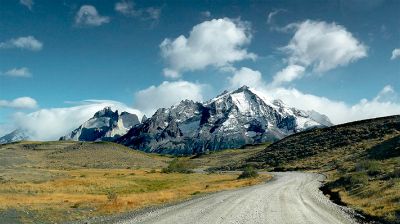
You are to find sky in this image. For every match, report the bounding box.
[0,0,399,140]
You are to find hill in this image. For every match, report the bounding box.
[244,115,400,223]
[0,141,168,170]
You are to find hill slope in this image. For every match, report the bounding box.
[245,115,400,223]
[0,141,168,170]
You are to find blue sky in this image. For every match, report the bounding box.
[0,0,399,139]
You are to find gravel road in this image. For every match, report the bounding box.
[115,172,358,224]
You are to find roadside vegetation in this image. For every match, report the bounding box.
[243,115,400,223]
[238,166,259,179]
[161,158,194,174]
[0,141,271,223]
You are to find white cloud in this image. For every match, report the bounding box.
[134,80,206,116]
[20,0,33,10]
[226,66,400,124]
[0,123,15,138]
[115,1,161,21]
[271,20,367,86]
[160,18,256,78]
[228,67,264,89]
[0,36,43,51]
[282,20,367,73]
[0,97,38,109]
[115,0,141,17]
[391,48,400,60]
[12,100,142,141]
[271,64,305,86]
[253,84,400,124]
[75,5,110,27]
[374,85,398,102]
[267,9,285,25]
[3,67,31,78]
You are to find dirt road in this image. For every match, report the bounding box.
[115,172,357,224]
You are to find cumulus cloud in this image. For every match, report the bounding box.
[12,100,142,141]
[0,36,43,51]
[115,1,161,21]
[271,64,305,86]
[160,18,256,78]
[391,48,400,60]
[75,5,110,27]
[228,67,264,89]
[3,67,31,78]
[226,66,400,124]
[284,20,367,72]
[0,97,38,109]
[245,76,400,124]
[263,85,400,124]
[134,81,206,115]
[20,0,33,10]
[0,123,15,138]
[271,20,367,85]
[374,85,398,102]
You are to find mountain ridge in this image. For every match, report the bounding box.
[60,107,139,142]
[117,86,332,154]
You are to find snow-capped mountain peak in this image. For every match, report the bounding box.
[117,86,332,154]
[60,107,140,141]
[0,129,30,144]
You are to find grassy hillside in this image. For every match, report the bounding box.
[246,115,400,223]
[187,143,270,170]
[0,141,170,170]
[0,141,271,223]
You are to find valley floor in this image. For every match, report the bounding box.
[0,141,270,223]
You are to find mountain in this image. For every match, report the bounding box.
[0,129,30,144]
[60,107,140,141]
[117,86,332,154]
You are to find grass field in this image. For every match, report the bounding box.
[0,141,271,223]
[187,143,270,171]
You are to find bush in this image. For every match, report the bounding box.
[390,167,400,178]
[355,160,381,176]
[161,158,194,174]
[238,166,259,179]
[106,191,118,202]
[346,172,368,187]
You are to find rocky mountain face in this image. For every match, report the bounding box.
[60,107,140,141]
[117,86,332,154]
[0,129,30,144]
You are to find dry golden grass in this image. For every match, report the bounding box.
[0,168,271,223]
[338,179,400,222]
[271,133,400,223]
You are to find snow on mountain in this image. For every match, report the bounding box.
[60,107,140,141]
[0,129,30,144]
[117,86,332,154]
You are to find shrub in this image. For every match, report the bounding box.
[390,167,400,178]
[106,191,118,202]
[355,160,381,176]
[161,158,193,174]
[238,166,259,179]
[347,172,368,187]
